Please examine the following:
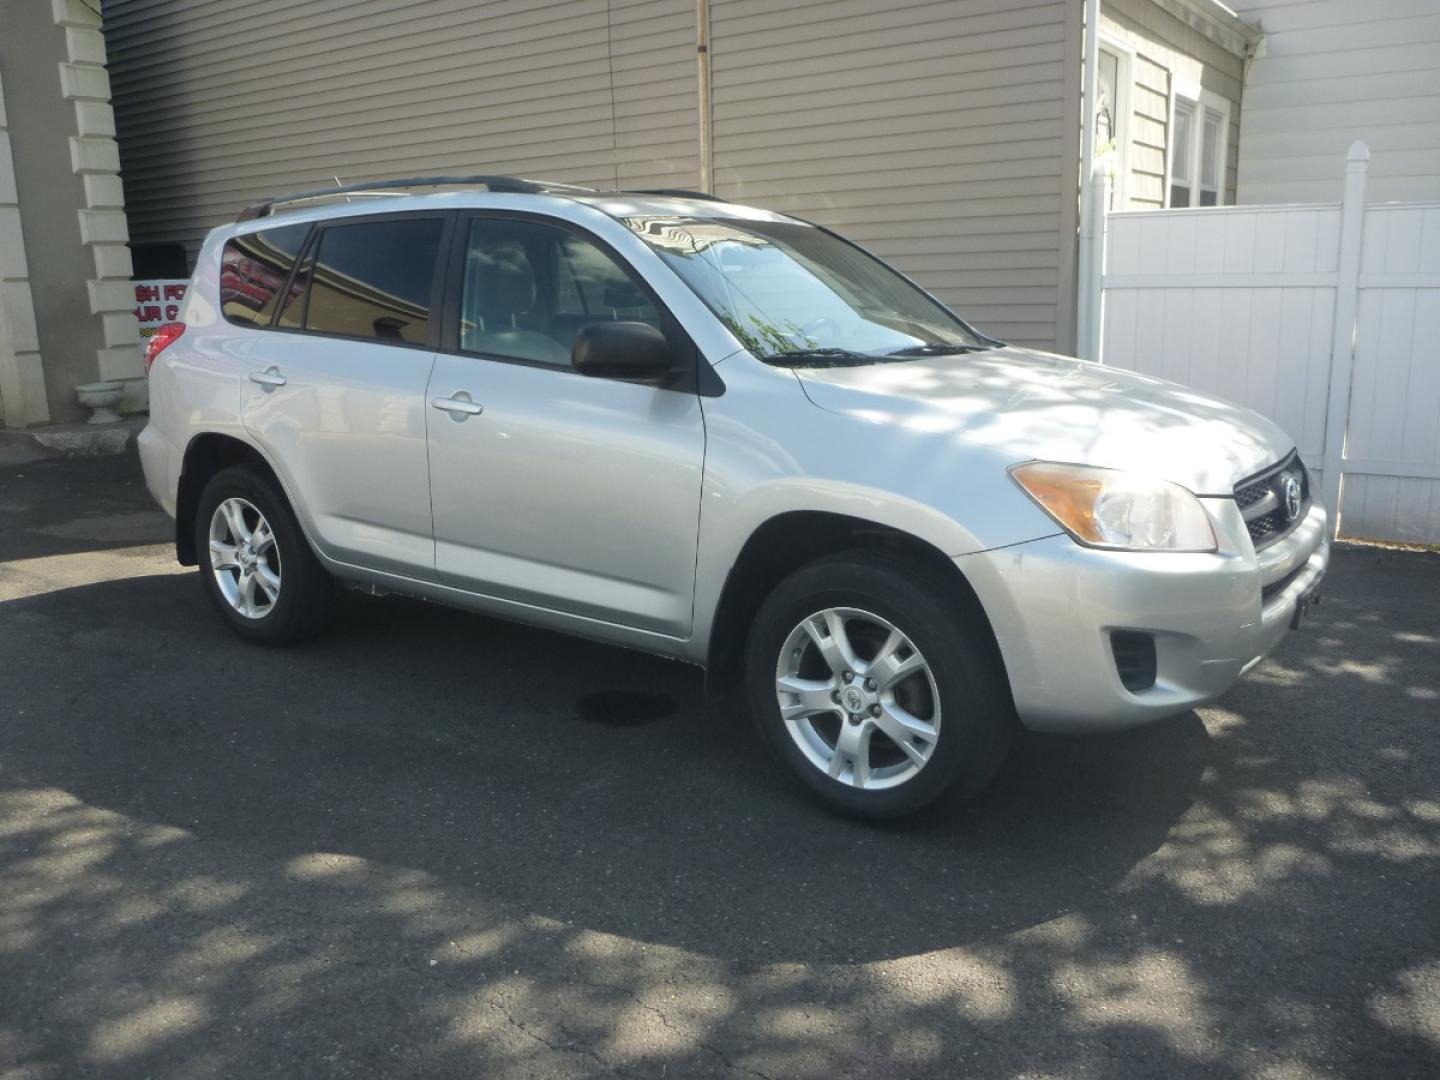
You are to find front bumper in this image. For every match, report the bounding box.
[958,499,1329,732]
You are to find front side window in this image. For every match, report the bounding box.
[301,218,444,344]
[219,224,309,327]
[622,216,984,364]
[459,217,660,366]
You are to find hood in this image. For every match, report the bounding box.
[793,347,1294,495]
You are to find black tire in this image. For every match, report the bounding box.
[194,464,336,645]
[744,550,1015,820]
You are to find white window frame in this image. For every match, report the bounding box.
[1165,77,1230,208]
[1095,31,1136,210]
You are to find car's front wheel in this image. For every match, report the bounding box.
[745,551,1014,819]
[194,464,335,645]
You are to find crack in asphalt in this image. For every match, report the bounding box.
[487,996,639,1078]
[573,975,776,1080]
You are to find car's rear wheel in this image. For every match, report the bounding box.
[194,464,335,645]
[744,551,1014,819]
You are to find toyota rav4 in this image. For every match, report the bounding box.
[139,176,1329,818]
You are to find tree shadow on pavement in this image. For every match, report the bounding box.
[0,544,1436,1078]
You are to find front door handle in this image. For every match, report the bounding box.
[431,392,484,419]
[248,366,287,389]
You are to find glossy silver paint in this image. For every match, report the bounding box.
[957,502,1328,732]
[425,350,704,636]
[238,332,437,579]
[793,346,1296,495]
[139,188,1330,734]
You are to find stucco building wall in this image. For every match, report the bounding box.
[0,0,140,427]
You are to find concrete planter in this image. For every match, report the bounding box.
[75,381,124,424]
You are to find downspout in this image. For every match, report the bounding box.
[1075,0,1101,361]
[696,0,713,193]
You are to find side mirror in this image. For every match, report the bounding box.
[572,321,673,384]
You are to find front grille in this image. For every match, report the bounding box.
[1111,631,1157,693]
[1234,451,1309,550]
[1235,482,1270,512]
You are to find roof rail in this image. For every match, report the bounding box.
[236,175,593,222]
[626,188,730,203]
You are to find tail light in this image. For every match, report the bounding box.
[144,322,185,374]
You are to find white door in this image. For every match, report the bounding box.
[236,213,449,579]
[426,214,706,637]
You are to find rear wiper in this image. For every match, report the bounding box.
[760,347,873,366]
[883,343,989,357]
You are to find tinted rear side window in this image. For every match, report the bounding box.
[219,224,310,327]
[275,238,315,330]
[302,218,444,344]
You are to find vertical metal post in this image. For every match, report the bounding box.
[1075,0,1102,360]
[1083,159,1110,363]
[1320,140,1370,540]
[696,0,713,194]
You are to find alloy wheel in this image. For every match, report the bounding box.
[208,497,281,619]
[774,607,941,790]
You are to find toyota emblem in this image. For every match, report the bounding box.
[1280,474,1302,521]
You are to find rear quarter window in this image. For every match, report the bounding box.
[219,224,310,327]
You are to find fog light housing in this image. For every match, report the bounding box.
[1110,631,1157,692]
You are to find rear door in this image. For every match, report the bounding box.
[424,212,706,637]
[236,212,453,579]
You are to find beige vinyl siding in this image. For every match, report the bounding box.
[102,0,698,260]
[1127,58,1173,208]
[708,0,1079,351]
[1101,0,1245,208]
[610,0,701,189]
[104,0,1083,350]
[1232,0,1440,203]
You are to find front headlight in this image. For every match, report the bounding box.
[1010,462,1217,552]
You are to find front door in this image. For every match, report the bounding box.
[238,213,450,579]
[425,214,705,637]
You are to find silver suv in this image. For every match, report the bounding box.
[139,176,1329,818]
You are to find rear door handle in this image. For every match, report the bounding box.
[431,392,484,418]
[248,366,287,388]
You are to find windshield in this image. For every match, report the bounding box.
[621,216,991,365]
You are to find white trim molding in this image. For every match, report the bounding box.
[1146,0,1263,59]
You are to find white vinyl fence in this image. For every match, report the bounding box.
[1098,143,1440,544]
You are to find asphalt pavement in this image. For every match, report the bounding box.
[0,452,1437,1078]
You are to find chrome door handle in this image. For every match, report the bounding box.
[431,393,483,418]
[248,367,287,388]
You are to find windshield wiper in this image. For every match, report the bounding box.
[882,343,989,357]
[760,347,874,366]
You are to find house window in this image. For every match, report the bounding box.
[1199,106,1223,205]
[1168,84,1229,208]
[1094,35,1134,210]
